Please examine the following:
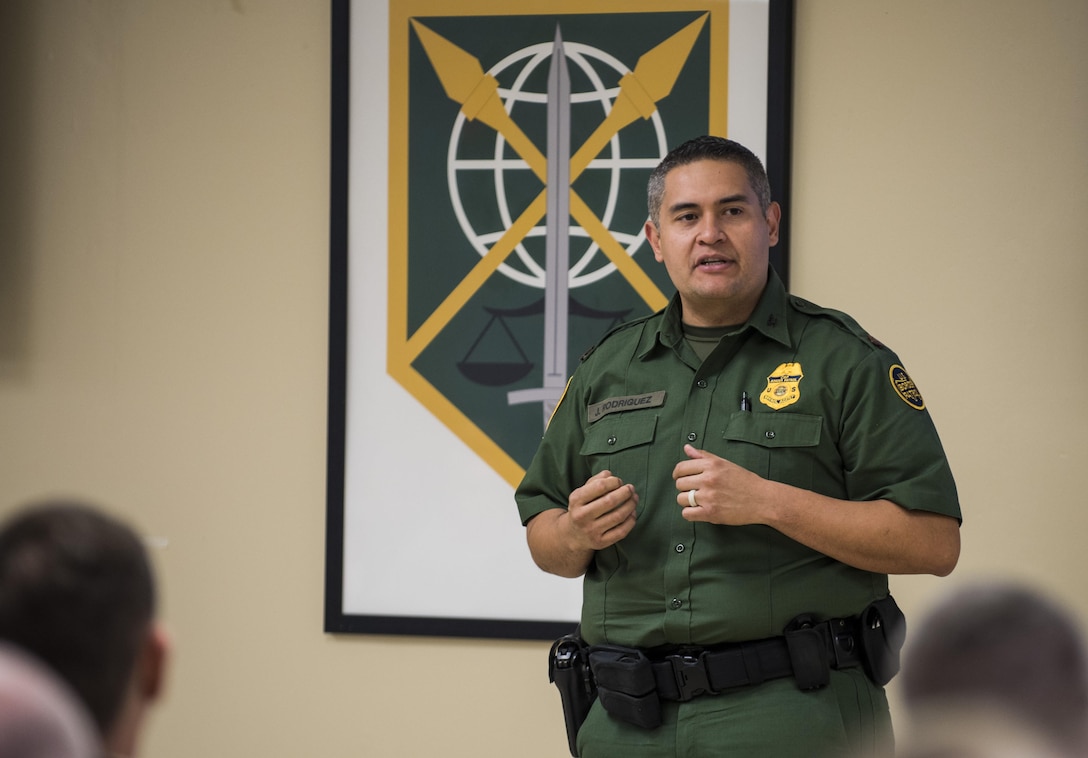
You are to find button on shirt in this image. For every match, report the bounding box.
[515,268,960,649]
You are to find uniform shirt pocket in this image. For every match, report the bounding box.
[580,414,657,513]
[722,412,822,488]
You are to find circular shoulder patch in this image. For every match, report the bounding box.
[889,364,925,410]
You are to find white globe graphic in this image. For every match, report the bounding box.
[446,40,670,290]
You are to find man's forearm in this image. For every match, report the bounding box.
[760,481,961,576]
[525,508,595,579]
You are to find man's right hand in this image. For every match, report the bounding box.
[525,470,638,578]
[566,470,639,551]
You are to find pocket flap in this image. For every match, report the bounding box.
[580,414,658,455]
[723,412,822,448]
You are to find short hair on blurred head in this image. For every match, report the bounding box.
[0,500,157,738]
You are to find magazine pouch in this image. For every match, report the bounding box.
[587,645,662,730]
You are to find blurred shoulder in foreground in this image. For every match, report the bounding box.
[0,642,97,758]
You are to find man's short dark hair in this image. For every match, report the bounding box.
[0,501,156,737]
[646,135,772,227]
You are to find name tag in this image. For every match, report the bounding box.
[587,391,667,423]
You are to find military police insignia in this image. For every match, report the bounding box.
[889,364,925,410]
[760,362,803,410]
[387,6,731,486]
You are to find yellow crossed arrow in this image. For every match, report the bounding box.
[406,17,706,360]
[570,14,707,178]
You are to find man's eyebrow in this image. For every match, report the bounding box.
[666,201,700,216]
[717,193,751,205]
[665,194,752,215]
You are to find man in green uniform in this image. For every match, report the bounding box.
[516,136,961,757]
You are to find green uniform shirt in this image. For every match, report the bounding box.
[516,268,960,649]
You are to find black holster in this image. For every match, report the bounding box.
[549,630,597,757]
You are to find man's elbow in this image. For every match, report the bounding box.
[527,544,588,579]
[928,520,961,577]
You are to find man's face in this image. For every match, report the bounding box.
[645,158,780,327]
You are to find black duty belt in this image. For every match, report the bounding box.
[590,616,862,707]
[650,617,861,701]
[554,598,904,737]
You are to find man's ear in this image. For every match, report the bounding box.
[766,201,782,247]
[645,219,664,262]
[138,622,170,703]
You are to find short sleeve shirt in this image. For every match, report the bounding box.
[515,269,960,648]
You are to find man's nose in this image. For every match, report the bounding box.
[696,214,725,243]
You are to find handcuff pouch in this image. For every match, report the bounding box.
[859,595,907,685]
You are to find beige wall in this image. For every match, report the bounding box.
[0,1,1084,756]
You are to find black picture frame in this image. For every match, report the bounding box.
[326,0,794,640]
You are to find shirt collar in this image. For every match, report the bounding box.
[643,266,793,358]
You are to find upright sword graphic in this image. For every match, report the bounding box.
[507,27,571,428]
[406,17,706,362]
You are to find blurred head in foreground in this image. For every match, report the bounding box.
[900,580,1088,757]
[0,500,169,757]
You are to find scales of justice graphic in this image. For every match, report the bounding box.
[406,14,706,435]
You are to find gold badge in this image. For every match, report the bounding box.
[760,362,803,410]
[889,364,925,410]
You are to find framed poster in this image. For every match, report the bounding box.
[326,0,794,639]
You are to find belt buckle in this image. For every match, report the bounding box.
[667,650,716,701]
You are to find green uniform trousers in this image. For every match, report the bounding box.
[576,668,893,758]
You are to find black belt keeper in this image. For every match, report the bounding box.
[784,625,831,690]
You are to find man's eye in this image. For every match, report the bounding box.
[723,207,744,217]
